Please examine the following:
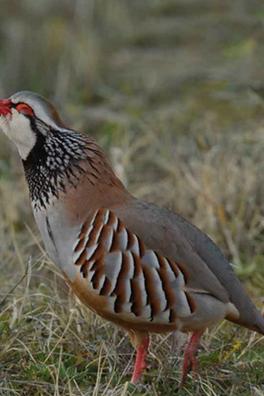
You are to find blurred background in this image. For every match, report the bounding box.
[0,1,263,395]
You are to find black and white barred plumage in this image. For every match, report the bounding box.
[23,119,88,209]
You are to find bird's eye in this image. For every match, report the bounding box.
[15,103,34,116]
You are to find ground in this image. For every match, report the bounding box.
[0,1,263,395]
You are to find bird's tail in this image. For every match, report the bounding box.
[227,310,264,335]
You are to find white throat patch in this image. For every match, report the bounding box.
[0,110,36,160]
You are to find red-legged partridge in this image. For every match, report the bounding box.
[0,92,263,385]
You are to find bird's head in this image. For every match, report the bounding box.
[0,91,93,209]
[0,91,65,160]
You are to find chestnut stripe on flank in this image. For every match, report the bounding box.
[102,209,110,224]
[132,252,141,278]
[130,277,144,316]
[116,218,122,233]
[177,262,189,283]
[89,243,105,263]
[109,230,119,252]
[168,259,179,278]
[74,237,86,253]
[74,249,87,266]
[80,260,90,278]
[86,212,104,247]
[113,253,130,313]
[136,235,145,257]
[86,225,101,247]
[143,266,160,319]
[156,255,176,310]
[127,229,135,249]
[79,220,90,239]
[99,277,112,296]
[90,270,104,290]
[90,258,105,290]
[107,211,117,228]
[99,225,113,252]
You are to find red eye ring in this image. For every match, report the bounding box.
[15,103,34,116]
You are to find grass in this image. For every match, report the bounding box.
[0,0,264,395]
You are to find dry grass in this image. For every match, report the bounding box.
[0,1,264,395]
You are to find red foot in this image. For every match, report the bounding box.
[180,330,203,387]
[131,336,150,384]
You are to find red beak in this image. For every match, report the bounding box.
[0,99,12,116]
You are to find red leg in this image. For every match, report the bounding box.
[180,330,203,387]
[131,336,150,384]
